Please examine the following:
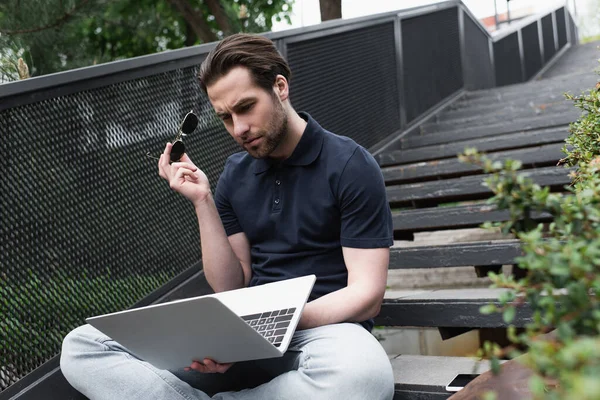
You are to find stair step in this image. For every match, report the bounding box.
[377,127,568,166]
[389,240,521,269]
[378,288,531,327]
[423,103,574,134]
[391,355,497,399]
[382,143,565,184]
[541,40,600,78]
[400,111,578,149]
[445,93,569,116]
[461,71,594,100]
[386,166,573,207]
[392,204,552,237]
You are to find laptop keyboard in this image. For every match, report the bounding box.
[240,308,296,347]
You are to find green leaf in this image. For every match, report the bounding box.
[528,375,546,397]
[480,304,498,315]
[490,357,501,375]
[503,307,516,324]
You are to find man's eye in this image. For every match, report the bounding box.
[239,104,253,112]
[221,115,231,121]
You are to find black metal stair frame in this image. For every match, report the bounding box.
[377,68,594,336]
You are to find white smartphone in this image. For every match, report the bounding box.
[445,374,480,392]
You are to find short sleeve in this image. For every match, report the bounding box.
[214,159,243,237]
[337,147,393,248]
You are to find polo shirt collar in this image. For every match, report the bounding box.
[253,112,324,174]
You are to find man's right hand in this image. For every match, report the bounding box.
[184,358,234,374]
[158,143,212,206]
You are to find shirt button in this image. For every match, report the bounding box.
[275,180,281,186]
[274,199,280,204]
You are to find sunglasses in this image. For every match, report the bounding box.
[146,110,199,162]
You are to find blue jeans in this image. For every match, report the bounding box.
[60,322,394,399]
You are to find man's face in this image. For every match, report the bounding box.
[207,66,288,159]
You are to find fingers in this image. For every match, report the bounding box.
[205,359,234,373]
[158,143,172,180]
[180,153,193,163]
[171,166,199,189]
[171,161,198,172]
[158,142,198,183]
[185,359,234,374]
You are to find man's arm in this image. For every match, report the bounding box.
[297,247,389,330]
[298,145,392,329]
[158,143,251,292]
[194,196,253,291]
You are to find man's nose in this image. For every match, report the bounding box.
[232,115,250,138]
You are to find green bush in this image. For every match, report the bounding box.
[0,268,172,387]
[459,73,600,399]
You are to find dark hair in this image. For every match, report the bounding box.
[198,33,292,93]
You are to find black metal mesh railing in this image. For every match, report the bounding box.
[0,65,240,390]
[556,7,567,49]
[494,32,522,86]
[542,14,556,62]
[287,22,400,148]
[522,22,542,80]
[568,12,578,44]
[402,7,463,122]
[463,10,494,90]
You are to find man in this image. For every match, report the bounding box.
[61,33,394,399]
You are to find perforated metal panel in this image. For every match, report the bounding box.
[556,7,567,49]
[542,14,556,62]
[402,7,463,122]
[286,22,400,149]
[463,11,494,90]
[568,12,578,44]
[522,22,542,80]
[0,65,239,391]
[494,32,522,87]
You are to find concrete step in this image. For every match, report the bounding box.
[378,325,481,358]
[391,355,499,399]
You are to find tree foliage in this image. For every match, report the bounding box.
[0,0,293,79]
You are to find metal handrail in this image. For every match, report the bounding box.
[491,2,567,41]
[0,0,572,102]
[0,1,459,100]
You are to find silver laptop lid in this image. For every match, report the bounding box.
[86,275,316,369]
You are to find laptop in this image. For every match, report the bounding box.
[86,274,316,370]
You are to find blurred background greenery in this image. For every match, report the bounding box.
[0,0,302,80]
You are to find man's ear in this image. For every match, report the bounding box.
[274,74,289,101]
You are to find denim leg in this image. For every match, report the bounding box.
[214,323,394,400]
[61,323,393,400]
[60,324,214,400]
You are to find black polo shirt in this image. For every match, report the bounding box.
[214,113,393,331]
